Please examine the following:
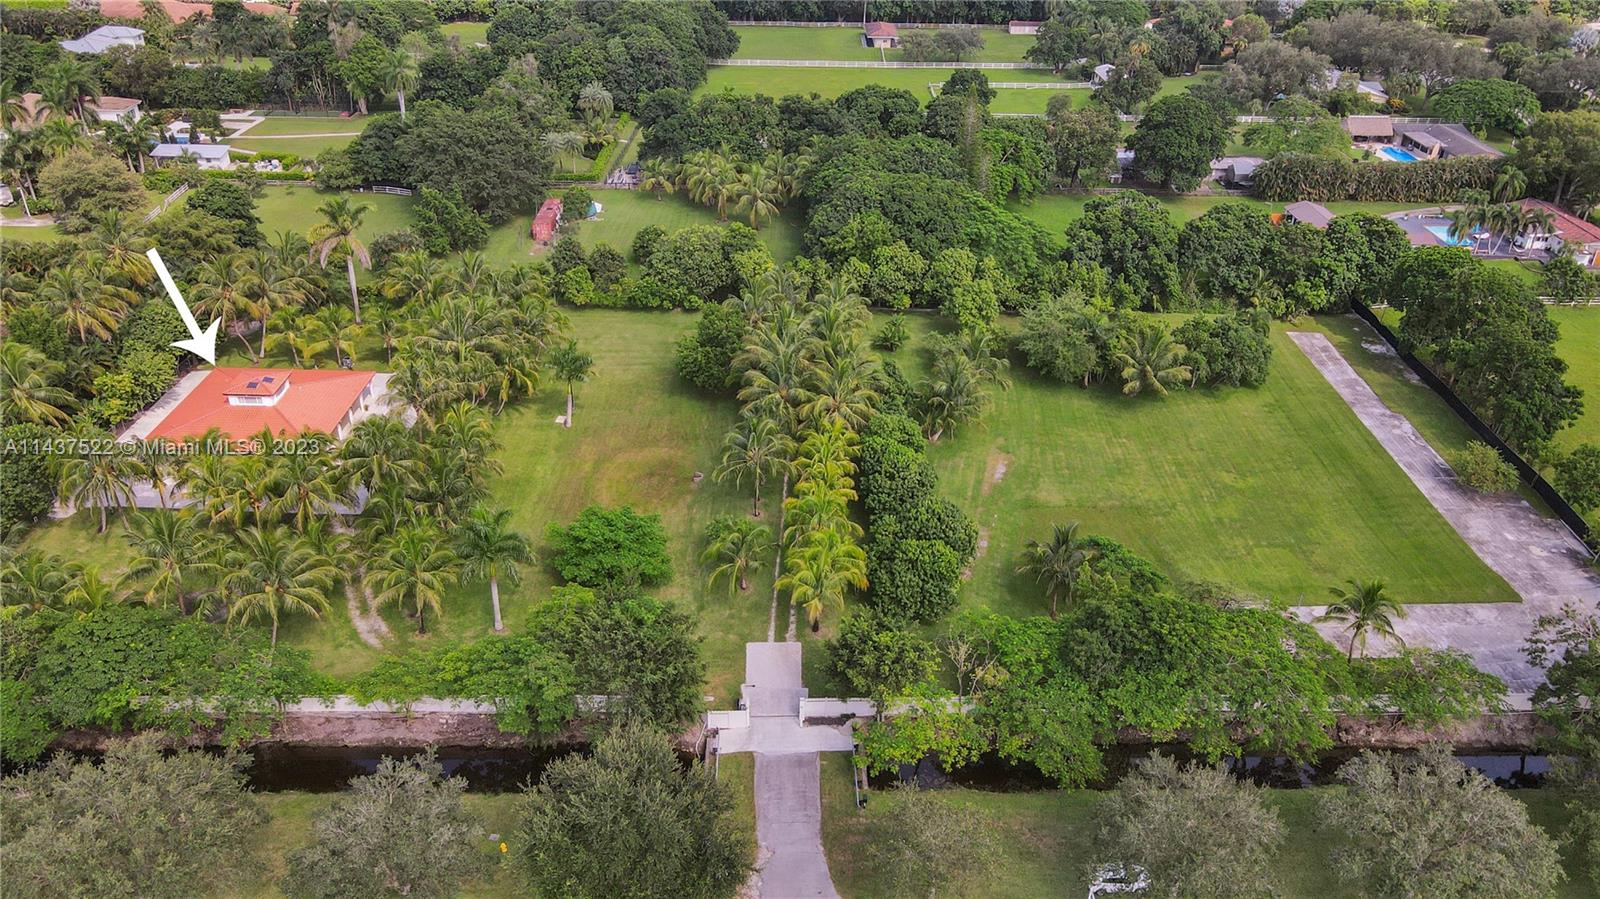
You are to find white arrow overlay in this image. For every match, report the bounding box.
[146,247,219,365]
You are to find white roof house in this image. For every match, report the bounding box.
[150,143,233,170]
[1092,63,1117,85]
[60,24,144,54]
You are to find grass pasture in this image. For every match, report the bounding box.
[880,313,1516,610]
[441,20,490,46]
[730,25,1037,63]
[699,64,1064,102]
[1550,307,1600,451]
[252,186,414,244]
[819,755,1589,899]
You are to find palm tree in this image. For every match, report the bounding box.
[84,210,154,286]
[1318,578,1407,660]
[1114,324,1191,397]
[307,304,365,366]
[715,414,790,517]
[1016,522,1097,619]
[192,253,259,355]
[37,263,129,342]
[58,438,138,533]
[549,339,593,429]
[917,352,989,441]
[0,78,32,132]
[702,517,774,598]
[542,130,587,173]
[222,526,337,651]
[339,414,420,497]
[121,509,217,612]
[778,525,867,631]
[36,58,99,129]
[0,551,70,614]
[578,82,615,124]
[309,196,372,323]
[242,250,309,358]
[639,158,676,198]
[268,445,341,531]
[370,523,459,635]
[455,506,532,633]
[35,117,86,157]
[0,341,75,426]
[1492,165,1527,204]
[733,163,783,229]
[379,47,420,120]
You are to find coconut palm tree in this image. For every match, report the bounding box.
[192,253,259,355]
[309,196,372,322]
[243,250,310,358]
[549,339,593,429]
[379,47,420,120]
[268,444,341,531]
[702,516,774,598]
[222,526,337,651]
[83,210,154,286]
[34,117,86,157]
[1492,165,1527,204]
[0,341,75,426]
[640,158,676,198]
[917,351,989,441]
[778,525,867,631]
[340,414,421,497]
[57,434,138,533]
[307,301,365,366]
[1318,578,1407,660]
[37,262,129,342]
[455,506,532,633]
[36,58,99,128]
[62,563,118,615]
[0,78,32,132]
[733,163,783,229]
[1016,521,1097,619]
[370,523,459,635]
[121,509,217,612]
[542,130,587,172]
[716,414,790,517]
[0,551,70,614]
[1114,323,1191,397]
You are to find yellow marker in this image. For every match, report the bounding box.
[499,842,509,854]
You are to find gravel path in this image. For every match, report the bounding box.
[1287,331,1600,692]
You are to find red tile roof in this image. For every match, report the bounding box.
[864,21,899,38]
[99,0,289,22]
[1523,198,1600,245]
[146,368,375,441]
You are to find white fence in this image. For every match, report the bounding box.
[141,184,190,223]
[362,185,413,197]
[714,57,1050,69]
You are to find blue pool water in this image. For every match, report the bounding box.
[1378,146,1421,162]
[1424,224,1474,247]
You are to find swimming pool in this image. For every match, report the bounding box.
[1378,146,1421,162]
[1423,224,1474,247]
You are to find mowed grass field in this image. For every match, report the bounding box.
[441,20,490,45]
[819,755,1590,899]
[1009,195,1428,231]
[881,313,1515,609]
[252,186,414,244]
[731,24,1037,63]
[1550,307,1600,451]
[699,64,1064,101]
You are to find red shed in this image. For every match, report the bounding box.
[531,197,563,244]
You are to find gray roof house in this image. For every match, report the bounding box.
[1092,63,1117,85]
[1283,201,1335,230]
[60,24,144,54]
[150,143,233,169]
[1394,123,1503,159]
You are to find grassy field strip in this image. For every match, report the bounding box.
[1549,307,1600,450]
[699,64,1065,100]
[729,25,1037,63]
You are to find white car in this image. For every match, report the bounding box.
[1088,863,1150,897]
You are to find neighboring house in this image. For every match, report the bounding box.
[1284,201,1335,229]
[1324,68,1389,104]
[1344,115,1395,143]
[1512,198,1600,265]
[1394,123,1504,159]
[863,21,899,49]
[531,197,562,244]
[10,93,142,130]
[1092,63,1117,85]
[1008,20,1043,35]
[149,143,233,170]
[1210,156,1264,189]
[142,368,384,443]
[59,24,144,54]
[1109,147,1137,183]
[97,0,289,20]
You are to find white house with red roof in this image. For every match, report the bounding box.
[863,21,899,48]
[140,368,387,443]
[1512,199,1600,265]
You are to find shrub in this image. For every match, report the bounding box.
[117,299,187,360]
[631,224,667,263]
[861,412,925,453]
[858,437,937,519]
[622,275,694,310]
[549,234,587,275]
[828,613,940,699]
[675,304,745,392]
[1450,441,1519,494]
[1555,443,1600,513]
[38,149,144,231]
[1172,311,1271,388]
[561,186,593,223]
[412,186,489,255]
[545,506,671,589]
[866,535,961,623]
[873,314,910,351]
[586,243,626,289]
[88,349,177,427]
[185,178,262,247]
[1253,153,1499,203]
[0,423,58,537]
[281,754,489,899]
[370,229,426,268]
[892,497,978,565]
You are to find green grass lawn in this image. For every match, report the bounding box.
[252,186,415,243]
[820,754,1591,898]
[699,64,1064,101]
[232,135,359,158]
[0,222,64,242]
[730,25,1037,63]
[485,190,805,271]
[236,116,362,136]
[1550,307,1600,451]
[880,313,1515,609]
[441,20,490,45]
[989,87,1090,114]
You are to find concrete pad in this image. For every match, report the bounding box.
[1288,331,1600,691]
[752,753,840,899]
